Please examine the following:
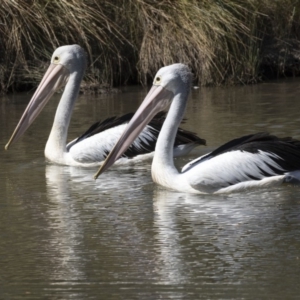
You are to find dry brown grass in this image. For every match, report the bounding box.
[131,0,259,85]
[0,0,132,93]
[1,0,300,94]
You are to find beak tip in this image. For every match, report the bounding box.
[94,171,101,180]
[94,164,106,180]
[4,143,9,150]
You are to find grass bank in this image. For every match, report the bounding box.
[1,0,300,94]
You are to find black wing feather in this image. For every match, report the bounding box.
[75,112,135,144]
[71,112,206,159]
[186,132,300,174]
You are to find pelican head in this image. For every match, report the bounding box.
[5,44,87,150]
[94,63,192,178]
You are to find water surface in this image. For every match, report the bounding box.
[1,80,300,299]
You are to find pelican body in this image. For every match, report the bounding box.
[5,46,205,166]
[95,63,300,194]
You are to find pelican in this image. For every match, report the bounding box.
[95,63,300,194]
[5,46,205,166]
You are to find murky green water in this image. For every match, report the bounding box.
[1,80,300,299]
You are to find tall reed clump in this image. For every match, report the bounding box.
[0,0,134,93]
[1,0,300,94]
[126,0,262,85]
[254,0,300,77]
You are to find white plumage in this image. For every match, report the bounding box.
[95,63,300,194]
[67,123,155,163]
[5,46,205,166]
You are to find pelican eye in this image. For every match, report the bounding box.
[155,76,162,84]
[53,56,60,63]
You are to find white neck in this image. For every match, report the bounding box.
[152,90,190,190]
[45,71,83,163]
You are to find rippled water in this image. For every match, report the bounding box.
[1,80,300,299]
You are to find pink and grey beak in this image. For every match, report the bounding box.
[94,85,174,179]
[5,64,69,150]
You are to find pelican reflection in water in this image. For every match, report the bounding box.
[5,46,205,167]
[96,63,300,194]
